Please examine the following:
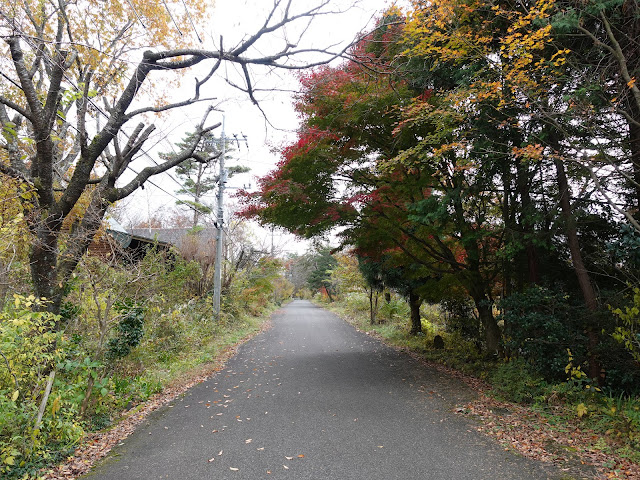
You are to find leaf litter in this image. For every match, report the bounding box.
[351,322,640,480]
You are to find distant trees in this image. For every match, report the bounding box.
[306,246,338,302]
[285,247,338,301]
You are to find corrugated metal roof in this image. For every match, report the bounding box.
[129,228,216,246]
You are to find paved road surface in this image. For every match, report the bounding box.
[85,300,563,479]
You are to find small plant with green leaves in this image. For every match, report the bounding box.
[611,288,640,364]
[106,301,145,361]
[0,295,85,477]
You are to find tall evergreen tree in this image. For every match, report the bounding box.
[161,132,249,227]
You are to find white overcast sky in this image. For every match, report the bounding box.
[119,0,398,254]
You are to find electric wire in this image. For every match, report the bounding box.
[162,0,183,36]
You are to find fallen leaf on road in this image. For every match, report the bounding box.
[283,465,289,470]
[230,467,239,471]
[297,454,304,458]
[257,447,265,451]
[245,439,252,444]
[285,456,293,460]
[208,458,215,463]
[218,450,223,456]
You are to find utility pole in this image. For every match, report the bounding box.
[213,116,226,319]
[211,118,249,320]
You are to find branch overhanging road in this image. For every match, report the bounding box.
[85,300,564,479]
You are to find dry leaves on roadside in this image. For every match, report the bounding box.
[462,396,640,480]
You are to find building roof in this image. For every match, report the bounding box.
[103,216,217,250]
[129,227,216,247]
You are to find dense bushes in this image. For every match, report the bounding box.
[500,286,640,395]
[500,287,589,382]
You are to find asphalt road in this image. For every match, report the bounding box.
[85,300,563,479]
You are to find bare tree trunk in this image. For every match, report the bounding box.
[554,157,602,382]
[325,286,334,303]
[30,223,62,312]
[409,291,422,335]
[374,291,379,323]
[516,161,541,285]
[467,283,501,355]
[628,113,640,210]
[369,288,376,324]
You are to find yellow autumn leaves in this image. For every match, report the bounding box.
[0,0,210,97]
[403,0,568,103]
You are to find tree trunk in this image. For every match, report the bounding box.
[554,157,602,382]
[409,291,422,335]
[325,286,334,303]
[516,161,541,285]
[374,291,379,323]
[628,113,640,211]
[30,221,62,312]
[467,283,501,355]
[478,301,501,355]
[369,288,376,324]
[501,158,514,298]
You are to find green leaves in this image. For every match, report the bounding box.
[0,297,85,476]
[106,300,146,360]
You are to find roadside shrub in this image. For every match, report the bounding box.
[611,287,640,364]
[489,358,548,404]
[0,296,85,477]
[144,308,190,362]
[379,296,408,322]
[441,297,480,341]
[341,292,370,315]
[106,300,145,361]
[500,287,589,382]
